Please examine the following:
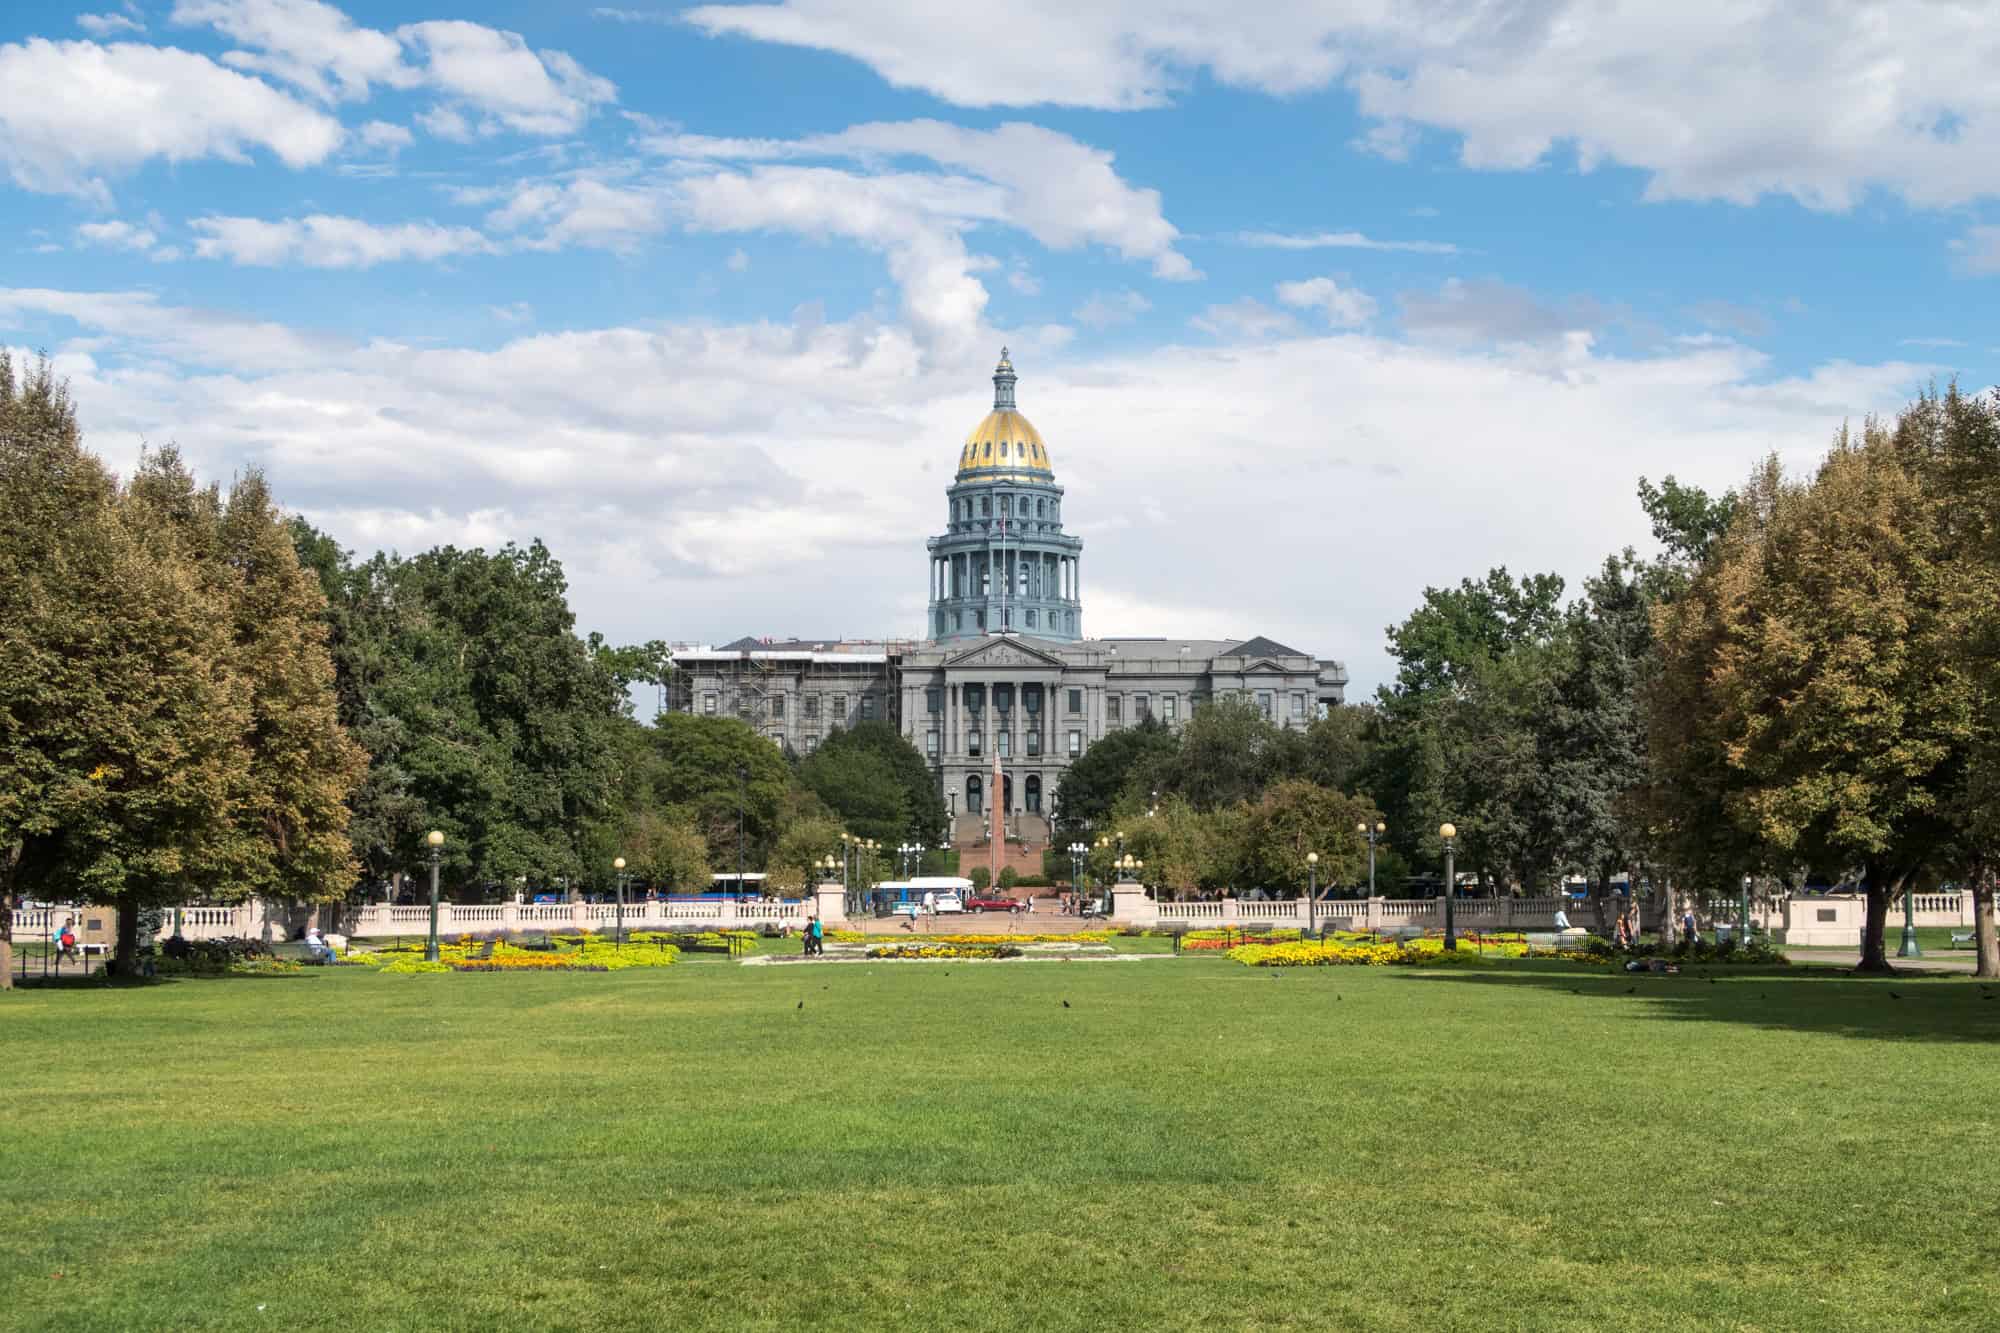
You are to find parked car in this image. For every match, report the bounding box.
[932,892,966,914]
[965,894,1020,914]
[890,901,922,919]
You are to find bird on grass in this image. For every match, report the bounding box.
[796,1000,804,1010]
[1062,999,1071,1008]
[1889,991,1903,1000]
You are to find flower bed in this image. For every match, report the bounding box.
[358,937,680,974]
[893,931,1113,946]
[864,944,1024,960]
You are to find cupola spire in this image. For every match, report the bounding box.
[993,347,1017,411]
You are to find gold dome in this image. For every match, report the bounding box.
[956,348,1054,481]
[958,409,1053,480]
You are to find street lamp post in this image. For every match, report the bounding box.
[735,762,747,894]
[1068,842,1087,913]
[424,829,445,962]
[613,856,627,948]
[1307,851,1320,939]
[1741,874,1756,956]
[1357,821,1385,897]
[1898,876,1922,958]
[1438,823,1458,952]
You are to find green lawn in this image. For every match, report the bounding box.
[4,954,1997,1331]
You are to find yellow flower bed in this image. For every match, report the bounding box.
[1227,939,1487,967]
[865,944,1023,960]
[907,931,1113,946]
[366,938,679,973]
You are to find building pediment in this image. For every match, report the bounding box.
[943,637,1067,670]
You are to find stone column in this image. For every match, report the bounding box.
[813,882,848,925]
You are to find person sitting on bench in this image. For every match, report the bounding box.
[303,927,336,964]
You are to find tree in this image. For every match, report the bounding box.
[1157,697,1291,812]
[648,713,792,872]
[797,723,933,844]
[1651,433,1971,971]
[767,815,844,893]
[0,361,257,971]
[620,810,711,894]
[1053,716,1177,838]
[1637,474,1738,565]
[1243,780,1378,896]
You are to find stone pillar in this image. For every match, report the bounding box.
[1221,896,1241,927]
[1109,880,1153,926]
[1365,897,1385,931]
[501,902,520,933]
[813,882,848,925]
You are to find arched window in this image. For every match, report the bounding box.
[983,441,992,459]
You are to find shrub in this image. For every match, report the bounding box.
[968,867,991,890]
[998,866,1019,889]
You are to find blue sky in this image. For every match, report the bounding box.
[3,2,1995,692]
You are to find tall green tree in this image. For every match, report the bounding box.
[1,359,255,970]
[798,721,945,844]
[1651,430,1972,971]
[1052,715,1177,839]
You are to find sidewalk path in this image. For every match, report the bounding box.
[1785,948,1985,975]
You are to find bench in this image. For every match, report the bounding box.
[1951,931,1974,949]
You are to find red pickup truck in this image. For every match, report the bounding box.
[965,894,1026,914]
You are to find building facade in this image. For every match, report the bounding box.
[666,352,1347,840]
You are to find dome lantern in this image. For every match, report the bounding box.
[957,348,1053,481]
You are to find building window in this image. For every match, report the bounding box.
[860,696,877,721]
[1134,694,1150,722]
[805,695,820,720]
[1068,689,1083,714]
[1026,731,1041,756]
[926,730,939,757]
[702,692,718,715]
[1163,695,1177,724]
[768,730,783,746]
[1024,684,1041,714]
[833,694,847,718]
[805,736,818,753]
[1026,609,1037,628]
[1257,691,1274,719]
[1108,696,1122,723]
[955,610,964,630]
[927,687,943,714]
[998,731,1010,758]
[979,496,989,517]
[1292,693,1306,718]
[1068,730,1082,757]
[995,684,1013,712]
[769,694,784,719]
[969,729,982,757]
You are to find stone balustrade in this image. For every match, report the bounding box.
[10,887,1990,944]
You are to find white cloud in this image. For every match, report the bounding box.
[75,219,161,253]
[414,105,472,142]
[10,285,1935,692]
[634,118,1193,353]
[0,37,344,199]
[677,166,994,351]
[170,0,411,102]
[1237,230,1460,255]
[358,120,413,152]
[686,1,2000,210]
[477,177,672,253]
[1190,298,1297,340]
[191,214,492,268]
[1949,226,2000,275]
[77,12,145,38]
[726,247,751,272]
[171,3,616,135]
[1275,276,1376,327]
[591,7,674,22]
[397,21,617,137]
[814,121,1196,280]
[1074,289,1150,329]
[1399,278,1608,345]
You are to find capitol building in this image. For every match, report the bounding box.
[669,352,1347,847]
